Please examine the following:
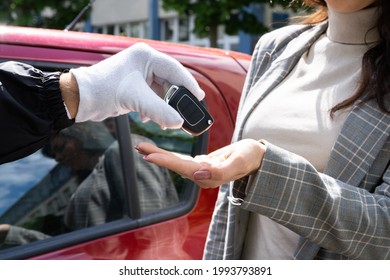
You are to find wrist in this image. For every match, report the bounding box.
[59,72,79,119]
[253,139,267,173]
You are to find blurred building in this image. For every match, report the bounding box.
[89,0,291,53]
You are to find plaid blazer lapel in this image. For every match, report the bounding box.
[324,99,390,185]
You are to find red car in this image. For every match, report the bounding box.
[0,26,251,259]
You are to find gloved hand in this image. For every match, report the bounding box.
[70,42,205,128]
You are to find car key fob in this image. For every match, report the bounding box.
[165,85,213,136]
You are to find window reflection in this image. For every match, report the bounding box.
[0,116,185,250]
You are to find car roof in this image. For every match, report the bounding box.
[0,26,250,70]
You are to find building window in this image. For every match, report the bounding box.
[118,24,128,36]
[161,18,174,41]
[94,26,104,34]
[178,17,189,41]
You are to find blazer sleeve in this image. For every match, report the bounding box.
[0,61,74,164]
[237,140,390,259]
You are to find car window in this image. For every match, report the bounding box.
[0,110,200,253]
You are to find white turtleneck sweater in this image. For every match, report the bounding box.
[240,7,379,260]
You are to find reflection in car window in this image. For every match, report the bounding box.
[0,114,195,251]
[0,152,57,219]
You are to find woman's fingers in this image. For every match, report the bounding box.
[135,142,202,179]
[146,152,202,179]
[135,142,170,156]
[135,142,221,188]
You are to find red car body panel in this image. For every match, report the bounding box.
[0,26,252,259]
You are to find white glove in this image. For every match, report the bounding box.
[70,42,205,128]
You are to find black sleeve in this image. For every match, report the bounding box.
[0,61,74,164]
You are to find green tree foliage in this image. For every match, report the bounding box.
[161,0,305,47]
[1,0,90,30]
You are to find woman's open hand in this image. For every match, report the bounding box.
[135,139,266,189]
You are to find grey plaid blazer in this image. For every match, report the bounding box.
[203,22,390,260]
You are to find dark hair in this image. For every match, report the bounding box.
[297,0,390,115]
